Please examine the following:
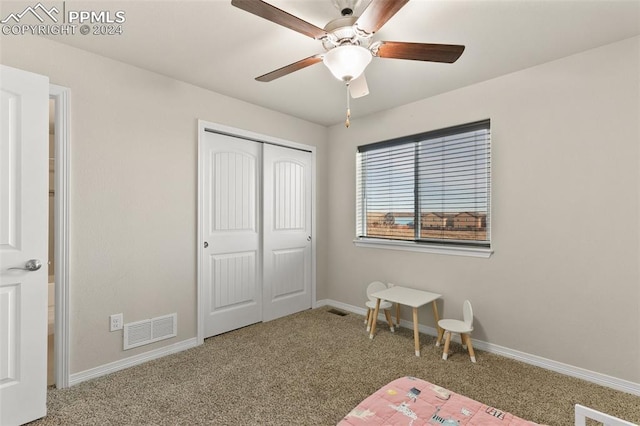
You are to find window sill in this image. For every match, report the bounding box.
[353,238,493,258]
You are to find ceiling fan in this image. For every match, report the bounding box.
[231,0,465,126]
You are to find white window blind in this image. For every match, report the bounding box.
[356,120,491,248]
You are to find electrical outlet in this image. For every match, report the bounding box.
[110,313,123,332]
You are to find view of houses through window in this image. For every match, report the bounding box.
[365,211,487,242]
[356,120,491,247]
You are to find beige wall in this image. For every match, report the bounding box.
[0,36,329,373]
[326,36,640,383]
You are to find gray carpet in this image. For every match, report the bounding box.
[33,307,640,425]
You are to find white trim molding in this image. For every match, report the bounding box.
[353,238,493,258]
[69,338,199,387]
[316,299,640,397]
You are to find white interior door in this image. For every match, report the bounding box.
[263,144,312,321]
[0,65,49,425]
[201,132,262,338]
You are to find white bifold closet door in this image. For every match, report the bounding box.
[201,131,311,338]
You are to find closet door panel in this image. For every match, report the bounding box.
[201,132,262,338]
[263,145,312,321]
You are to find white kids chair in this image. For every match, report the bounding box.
[364,281,395,333]
[437,300,476,363]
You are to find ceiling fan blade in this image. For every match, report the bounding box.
[355,0,409,35]
[256,54,324,82]
[231,0,328,40]
[375,41,465,63]
[349,74,369,98]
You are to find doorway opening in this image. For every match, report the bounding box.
[49,85,70,389]
[47,98,55,386]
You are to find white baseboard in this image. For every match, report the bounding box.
[317,299,640,397]
[69,338,199,387]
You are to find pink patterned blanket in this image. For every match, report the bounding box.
[338,377,538,425]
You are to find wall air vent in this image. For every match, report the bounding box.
[123,313,177,350]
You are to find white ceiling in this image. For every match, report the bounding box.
[36,0,640,126]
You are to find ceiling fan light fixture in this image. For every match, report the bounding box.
[323,45,372,82]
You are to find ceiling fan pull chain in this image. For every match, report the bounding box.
[345,82,351,128]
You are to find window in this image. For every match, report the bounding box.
[356,120,491,255]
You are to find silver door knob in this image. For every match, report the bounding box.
[9,259,42,271]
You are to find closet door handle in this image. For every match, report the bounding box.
[307,236,311,242]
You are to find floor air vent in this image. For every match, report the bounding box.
[327,308,348,316]
[124,313,177,350]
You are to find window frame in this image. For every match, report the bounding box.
[354,120,493,258]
